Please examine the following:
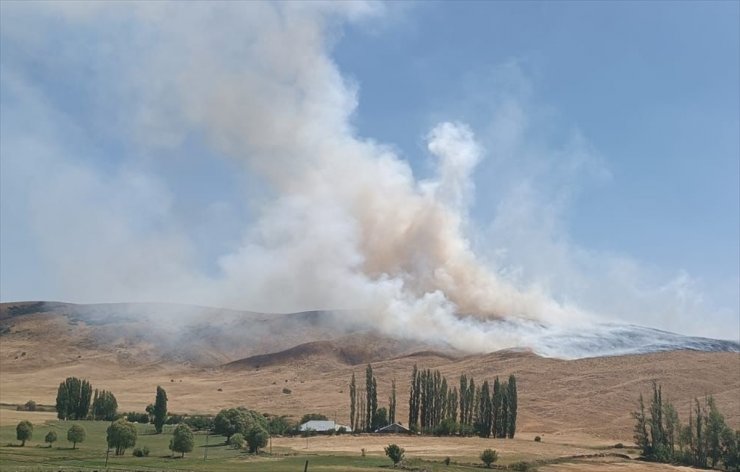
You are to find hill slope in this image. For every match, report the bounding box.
[0,301,738,441]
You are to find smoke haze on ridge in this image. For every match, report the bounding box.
[1,1,737,352]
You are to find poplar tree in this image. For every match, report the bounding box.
[507,375,517,438]
[492,377,502,437]
[389,379,397,424]
[459,374,468,428]
[498,382,509,438]
[154,386,168,434]
[408,365,419,430]
[349,372,357,431]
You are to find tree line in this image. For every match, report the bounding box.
[409,367,517,437]
[633,382,738,470]
[348,364,518,438]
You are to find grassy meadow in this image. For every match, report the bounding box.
[0,413,498,472]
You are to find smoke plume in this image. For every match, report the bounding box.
[1,1,736,355]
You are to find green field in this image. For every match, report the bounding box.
[0,420,491,472]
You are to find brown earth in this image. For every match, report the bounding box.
[1,302,738,444]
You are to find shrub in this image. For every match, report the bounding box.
[133,447,149,457]
[384,444,405,467]
[361,447,366,457]
[614,442,624,448]
[300,413,328,424]
[337,426,347,435]
[24,400,37,411]
[480,448,498,468]
[444,456,451,465]
[229,433,245,449]
[282,388,292,394]
[433,418,458,436]
[510,461,534,471]
[534,435,541,442]
[166,414,185,425]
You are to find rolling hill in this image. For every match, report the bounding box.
[1,301,738,441]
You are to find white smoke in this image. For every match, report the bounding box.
[1,1,736,354]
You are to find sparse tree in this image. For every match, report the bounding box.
[154,386,168,434]
[67,424,86,449]
[245,426,268,453]
[384,443,405,467]
[632,393,650,456]
[45,431,57,448]
[171,423,194,458]
[16,420,32,446]
[480,448,498,468]
[706,396,725,468]
[107,419,136,455]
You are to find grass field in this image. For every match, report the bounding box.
[0,412,695,472]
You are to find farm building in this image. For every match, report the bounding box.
[375,423,410,434]
[298,420,352,433]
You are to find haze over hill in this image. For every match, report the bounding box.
[1,302,738,442]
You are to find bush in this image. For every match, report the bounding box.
[444,456,451,465]
[534,435,541,442]
[480,448,498,468]
[614,442,624,448]
[183,415,214,431]
[229,433,245,449]
[510,461,534,471]
[433,418,458,436]
[300,413,328,424]
[384,444,405,467]
[166,414,185,425]
[282,388,292,394]
[133,446,150,457]
[24,400,37,411]
[337,426,347,435]
[125,412,150,424]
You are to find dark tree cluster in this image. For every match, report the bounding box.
[91,389,118,421]
[407,366,518,438]
[55,377,93,420]
[633,382,738,470]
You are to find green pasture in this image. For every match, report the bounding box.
[0,419,495,472]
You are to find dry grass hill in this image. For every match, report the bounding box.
[1,301,738,443]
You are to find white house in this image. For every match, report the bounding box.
[298,420,352,433]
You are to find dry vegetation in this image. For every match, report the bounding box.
[1,302,738,447]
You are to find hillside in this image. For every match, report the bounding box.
[0,301,738,441]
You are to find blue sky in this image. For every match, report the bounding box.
[0,1,737,341]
